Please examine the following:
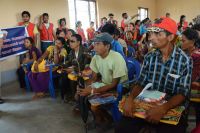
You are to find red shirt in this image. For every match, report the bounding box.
[77,28,86,42]
[191,49,200,81]
[86,27,95,41]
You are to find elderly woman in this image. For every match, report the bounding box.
[28,37,67,99]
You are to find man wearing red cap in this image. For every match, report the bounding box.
[115,17,193,133]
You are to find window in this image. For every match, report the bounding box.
[68,0,97,31]
[138,7,148,21]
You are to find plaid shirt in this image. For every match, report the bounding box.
[138,47,193,103]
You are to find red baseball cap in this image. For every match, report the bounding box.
[149,17,177,35]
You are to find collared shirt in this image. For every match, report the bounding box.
[138,46,193,105]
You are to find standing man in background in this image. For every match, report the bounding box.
[38,13,55,53]
[18,11,39,44]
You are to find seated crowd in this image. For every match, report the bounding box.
[6,10,200,132]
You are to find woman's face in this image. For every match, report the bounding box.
[59,31,66,38]
[128,24,134,31]
[126,32,133,40]
[70,36,80,50]
[181,34,194,51]
[24,39,31,48]
[22,14,30,23]
[66,31,73,39]
[61,20,66,27]
[55,40,63,49]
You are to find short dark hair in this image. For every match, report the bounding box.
[101,23,116,35]
[122,13,127,17]
[57,37,65,45]
[42,13,49,17]
[25,37,34,45]
[166,13,170,16]
[108,13,114,17]
[22,11,30,17]
[72,34,82,45]
[102,17,107,20]
[90,21,94,25]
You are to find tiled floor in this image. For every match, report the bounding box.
[0,81,196,133]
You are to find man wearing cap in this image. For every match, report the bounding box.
[115,17,192,133]
[78,32,128,125]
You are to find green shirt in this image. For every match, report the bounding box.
[90,50,128,85]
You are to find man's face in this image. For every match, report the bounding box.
[109,16,114,20]
[148,31,173,49]
[43,16,49,23]
[124,14,128,19]
[102,19,107,24]
[93,42,109,56]
[22,14,30,23]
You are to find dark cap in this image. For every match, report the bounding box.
[92,33,113,44]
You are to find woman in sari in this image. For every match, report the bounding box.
[28,37,67,99]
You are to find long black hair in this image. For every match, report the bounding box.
[72,34,82,45]
[25,37,34,46]
[180,15,186,27]
[182,28,200,48]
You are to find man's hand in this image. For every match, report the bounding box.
[145,105,167,124]
[123,97,135,117]
[78,86,92,96]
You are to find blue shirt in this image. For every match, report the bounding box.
[137,47,193,106]
[139,24,147,35]
[111,40,125,59]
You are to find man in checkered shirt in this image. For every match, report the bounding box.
[115,17,193,133]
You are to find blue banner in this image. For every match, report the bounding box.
[0,26,27,60]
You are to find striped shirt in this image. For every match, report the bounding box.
[138,46,193,105]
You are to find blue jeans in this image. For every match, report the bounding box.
[41,41,53,53]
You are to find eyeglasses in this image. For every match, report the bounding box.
[147,27,164,33]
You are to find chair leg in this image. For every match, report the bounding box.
[49,80,56,99]
[49,66,56,99]
[25,75,31,92]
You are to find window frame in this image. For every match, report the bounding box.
[138,7,149,21]
[68,0,98,29]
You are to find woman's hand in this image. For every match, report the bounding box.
[34,62,39,72]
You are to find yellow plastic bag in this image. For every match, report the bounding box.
[31,60,49,73]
